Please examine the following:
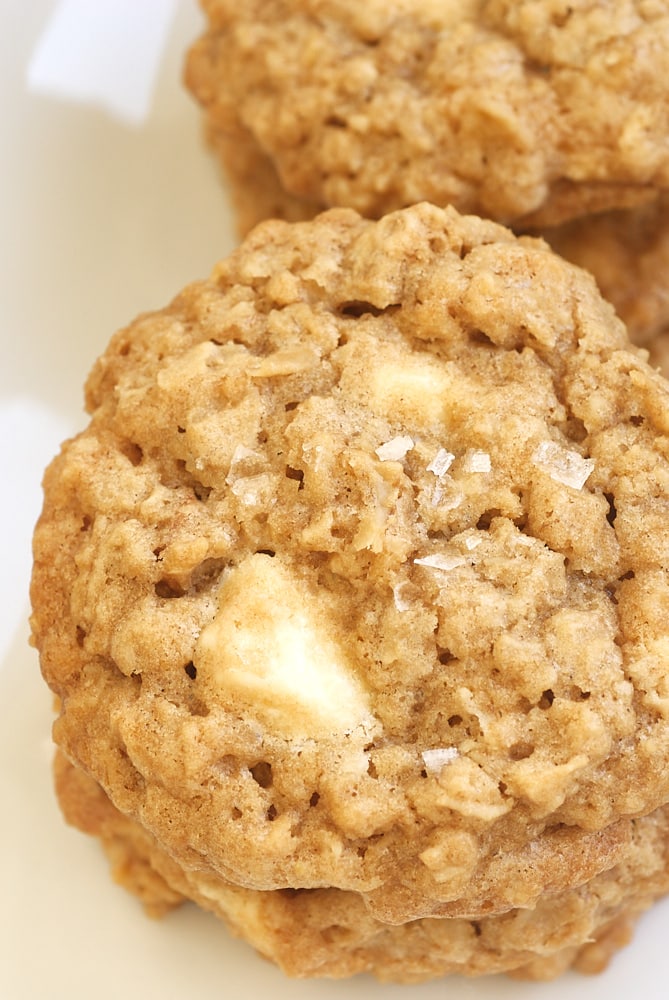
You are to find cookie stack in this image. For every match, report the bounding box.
[185,0,669,358]
[30,0,669,986]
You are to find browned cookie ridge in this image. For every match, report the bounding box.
[31,204,669,953]
[185,0,669,228]
[55,752,669,983]
[191,122,669,356]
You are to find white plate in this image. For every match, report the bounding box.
[2,3,668,998]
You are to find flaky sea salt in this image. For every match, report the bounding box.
[225,444,264,491]
[438,488,465,512]
[229,474,269,504]
[430,483,444,507]
[462,449,491,473]
[464,535,483,551]
[226,444,260,476]
[393,581,412,613]
[375,435,414,461]
[532,441,595,490]
[427,447,455,477]
[414,553,466,572]
[422,747,459,774]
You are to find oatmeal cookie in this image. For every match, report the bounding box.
[185,0,669,228]
[202,124,669,355]
[55,752,669,983]
[31,203,669,928]
[208,123,321,239]
[648,329,669,377]
[541,195,669,347]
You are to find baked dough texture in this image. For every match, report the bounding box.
[542,195,669,348]
[31,203,669,977]
[55,751,669,982]
[185,0,669,228]
[189,97,669,354]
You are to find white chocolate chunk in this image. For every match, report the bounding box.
[532,441,595,490]
[370,356,453,426]
[247,346,318,377]
[194,555,376,738]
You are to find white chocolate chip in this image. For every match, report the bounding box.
[247,346,318,377]
[194,555,376,739]
[370,356,453,426]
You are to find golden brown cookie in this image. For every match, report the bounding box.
[185,0,669,229]
[541,195,669,348]
[199,122,669,356]
[189,32,669,356]
[648,329,669,377]
[31,204,669,933]
[55,752,669,983]
[206,122,321,239]
[53,751,184,918]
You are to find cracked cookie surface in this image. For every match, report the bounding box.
[55,752,669,982]
[194,83,669,357]
[31,203,669,928]
[185,0,669,228]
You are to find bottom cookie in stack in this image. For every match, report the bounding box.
[55,751,669,983]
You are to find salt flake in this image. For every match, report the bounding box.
[226,444,263,485]
[438,488,464,512]
[230,475,268,504]
[375,435,414,461]
[393,581,412,612]
[414,553,466,572]
[463,450,491,473]
[427,448,455,477]
[229,444,259,466]
[532,441,594,490]
[422,747,459,774]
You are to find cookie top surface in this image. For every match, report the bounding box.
[185,0,669,227]
[31,203,669,921]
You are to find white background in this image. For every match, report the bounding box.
[1,2,668,997]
